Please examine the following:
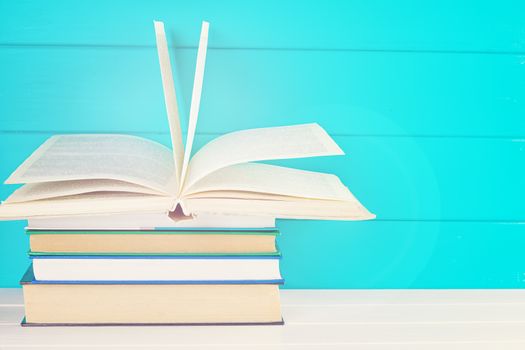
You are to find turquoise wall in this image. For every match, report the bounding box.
[0,0,524,288]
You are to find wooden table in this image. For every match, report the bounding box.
[1,289,525,349]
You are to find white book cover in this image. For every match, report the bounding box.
[31,256,282,282]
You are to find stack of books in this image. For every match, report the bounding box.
[0,21,374,326]
[20,214,284,325]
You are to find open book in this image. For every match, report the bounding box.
[0,21,374,222]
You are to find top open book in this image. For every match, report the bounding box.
[0,21,374,222]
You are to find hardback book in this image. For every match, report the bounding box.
[26,213,276,230]
[21,266,283,326]
[0,21,374,222]
[30,255,283,283]
[27,228,279,255]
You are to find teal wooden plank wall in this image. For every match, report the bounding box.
[0,0,524,288]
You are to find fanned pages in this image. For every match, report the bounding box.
[5,179,163,204]
[0,21,375,222]
[154,21,184,189]
[5,134,176,194]
[180,21,209,192]
[183,123,343,191]
[186,163,356,201]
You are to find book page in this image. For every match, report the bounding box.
[187,190,300,201]
[154,21,184,189]
[183,197,375,221]
[183,123,344,191]
[5,134,176,194]
[184,162,356,201]
[179,21,209,193]
[0,192,173,220]
[5,179,164,204]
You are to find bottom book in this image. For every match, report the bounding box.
[20,266,283,326]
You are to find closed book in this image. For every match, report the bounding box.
[20,266,283,326]
[26,213,276,230]
[27,228,279,255]
[30,254,283,283]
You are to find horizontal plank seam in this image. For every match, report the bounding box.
[4,303,525,307]
[1,43,525,56]
[0,340,524,346]
[0,130,524,141]
[283,302,525,306]
[3,321,525,328]
[375,219,525,223]
[289,321,525,325]
[0,216,521,224]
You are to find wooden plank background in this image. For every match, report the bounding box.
[0,0,524,288]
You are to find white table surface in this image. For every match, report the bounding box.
[1,288,525,349]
